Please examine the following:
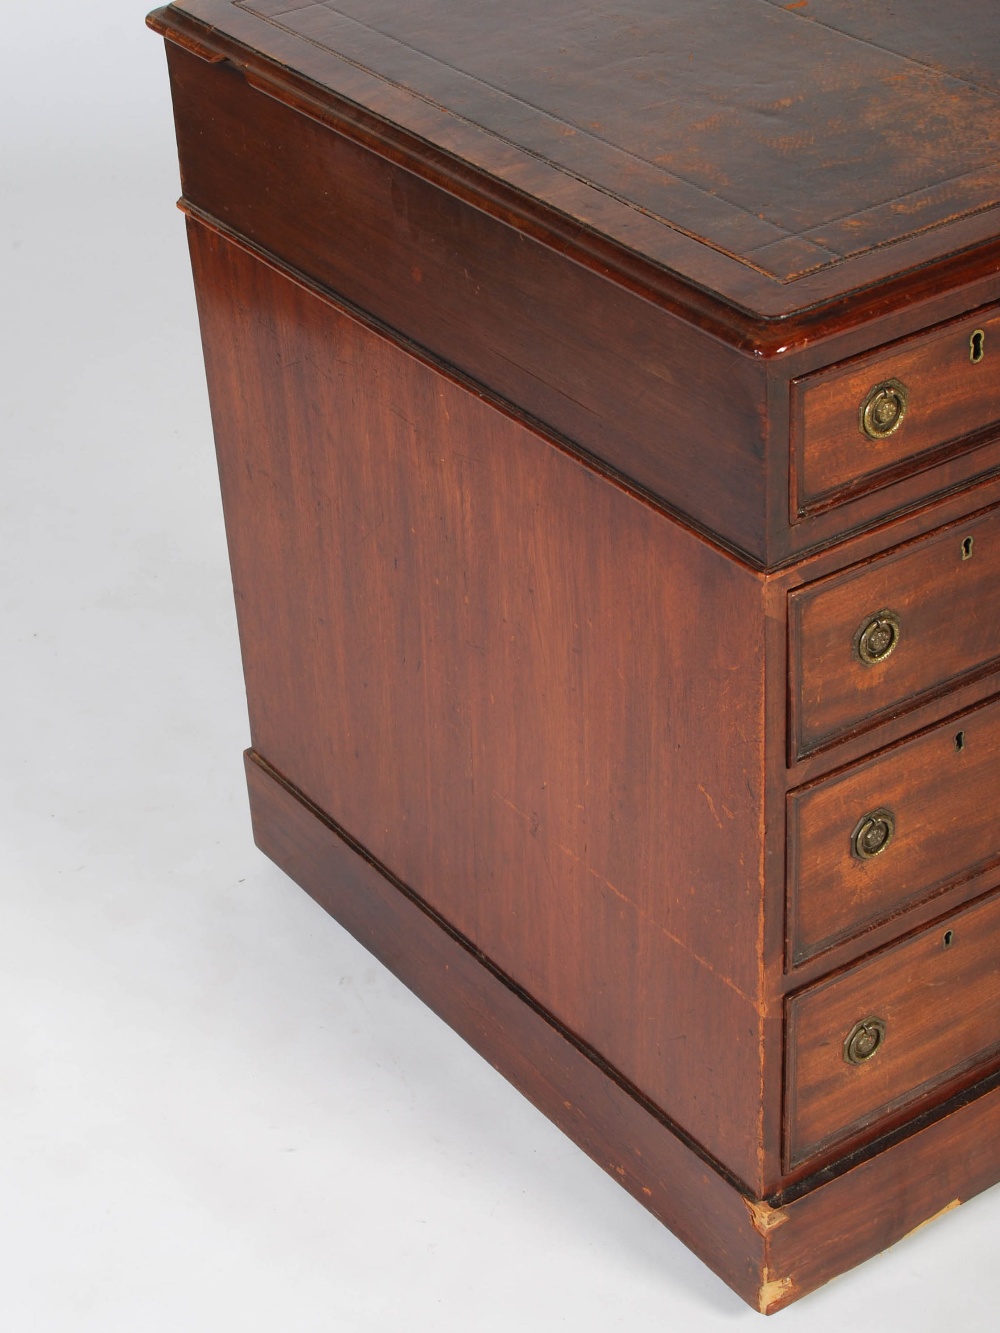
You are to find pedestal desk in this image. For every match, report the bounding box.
[150,2,1000,1311]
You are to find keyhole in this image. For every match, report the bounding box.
[955,730,966,752]
[970,329,986,363]
[962,535,975,560]
[943,930,955,949]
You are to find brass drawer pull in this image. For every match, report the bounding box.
[844,1017,887,1066]
[852,808,895,860]
[859,378,909,439]
[854,609,901,665]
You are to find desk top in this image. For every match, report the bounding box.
[157,1,1000,320]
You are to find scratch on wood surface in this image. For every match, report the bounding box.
[698,783,724,830]
[902,1198,961,1242]
[493,789,756,1006]
[744,1198,789,1234]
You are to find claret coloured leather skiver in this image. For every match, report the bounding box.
[150,1,1000,1310]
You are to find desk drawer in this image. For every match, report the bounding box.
[786,890,1000,1168]
[792,305,1000,518]
[790,505,1000,756]
[788,697,1000,964]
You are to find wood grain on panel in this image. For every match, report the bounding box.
[189,218,772,1188]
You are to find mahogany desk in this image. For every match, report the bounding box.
[150,1,1000,1310]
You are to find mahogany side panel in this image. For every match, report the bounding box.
[189,218,772,1188]
[165,43,771,563]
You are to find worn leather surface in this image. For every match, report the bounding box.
[173,0,1000,284]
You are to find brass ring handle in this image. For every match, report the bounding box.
[851,808,895,860]
[854,609,901,666]
[859,378,909,439]
[844,1017,886,1066]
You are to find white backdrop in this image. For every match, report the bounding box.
[2,4,997,1329]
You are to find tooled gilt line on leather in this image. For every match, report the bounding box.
[746,188,1000,261]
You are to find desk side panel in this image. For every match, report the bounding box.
[187,218,770,1188]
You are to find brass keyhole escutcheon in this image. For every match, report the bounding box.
[852,808,895,860]
[859,378,909,440]
[854,609,901,665]
[970,329,986,363]
[844,1017,886,1066]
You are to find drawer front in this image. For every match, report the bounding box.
[792,304,1000,518]
[790,505,1000,756]
[788,697,1000,964]
[786,890,1000,1168]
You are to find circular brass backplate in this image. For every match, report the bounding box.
[851,808,896,860]
[853,609,901,666]
[844,1017,886,1066]
[859,378,909,439]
